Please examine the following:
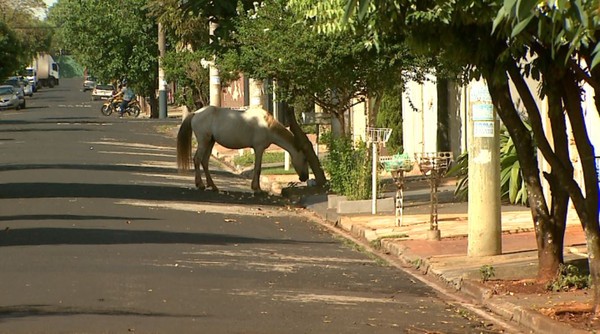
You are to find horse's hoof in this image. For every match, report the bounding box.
[196,184,206,190]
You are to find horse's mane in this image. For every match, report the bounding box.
[261,109,301,151]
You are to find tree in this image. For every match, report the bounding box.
[48,0,159,116]
[217,0,431,189]
[494,0,600,312]
[146,0,211,112]
[0,21,24,78]
[289,0,598,303]
[222,1,428,136]
[0,0,53,72]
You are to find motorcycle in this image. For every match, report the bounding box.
[100,95,141,118]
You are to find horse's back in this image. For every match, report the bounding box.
[191,106,273,149]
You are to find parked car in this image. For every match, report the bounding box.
[10,76,33,96]
[0,85,21,110]
[2,78,26,109]
[83,75,96,92]
[91,84,115,101]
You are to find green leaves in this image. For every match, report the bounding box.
[48,0,158,96]
[0,20,24,78]
[495,0,600,69]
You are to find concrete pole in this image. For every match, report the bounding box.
[372,141,378,214]
[209,21,221,107]
[467,80,502,256]
[249,78,264,107]
[158,22,168,119]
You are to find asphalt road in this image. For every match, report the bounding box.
[0,79,509,333]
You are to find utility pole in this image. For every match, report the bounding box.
[467,80,501,256]
[248,79,263,107]
[209,20,221,107]
[158,22,167,119]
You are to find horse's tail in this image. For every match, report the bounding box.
[177,113,195,172]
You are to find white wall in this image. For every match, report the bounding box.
[401,75,438,158]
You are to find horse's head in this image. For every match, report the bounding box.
[291,149,309,182]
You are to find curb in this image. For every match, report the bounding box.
[337,216,587,334]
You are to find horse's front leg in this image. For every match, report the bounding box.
[193,148,205,190]
[251,149,264,193]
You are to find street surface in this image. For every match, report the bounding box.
[0,79,510,333]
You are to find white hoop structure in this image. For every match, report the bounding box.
[366,127,392,215]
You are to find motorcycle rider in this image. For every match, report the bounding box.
[113,80,135,117]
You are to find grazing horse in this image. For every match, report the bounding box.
[177,106,309,193]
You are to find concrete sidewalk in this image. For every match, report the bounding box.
[300,187,591,334]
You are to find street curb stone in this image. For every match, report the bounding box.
[337,214,588,334]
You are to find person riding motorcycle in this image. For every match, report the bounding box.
[113,80,135,117]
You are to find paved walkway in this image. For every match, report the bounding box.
[300,187,591,334]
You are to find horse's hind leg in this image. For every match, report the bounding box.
[193,148,206,190]
[201,140,218,191]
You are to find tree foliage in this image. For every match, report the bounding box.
[0,0,53,76]
[219,0,427,135]
[48,0,158,100]
[0,20,23,78]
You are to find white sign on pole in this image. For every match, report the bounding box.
[473,103,494,121]
[470,81,493,102]
[474,121,495,138]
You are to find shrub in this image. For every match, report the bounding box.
[322,133,372,200]
[546,264,590,292]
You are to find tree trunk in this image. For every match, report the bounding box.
[369,94,381,127]
[560,70,600,313]
[437,79,451,152]
[285,107,327,187]
[148,94,159,119]
[536,92,570,279]
[488,66,565,282]
[331,111,346,138]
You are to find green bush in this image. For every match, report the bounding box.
[546,264,590,292]
[375,89,403,154]
[322,133,372,200]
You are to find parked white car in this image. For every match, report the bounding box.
[2,78,26,109]
[83,76,96,91]
[91,84,115,101]
[0,85,21,110]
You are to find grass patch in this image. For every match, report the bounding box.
[370,234,410,249]
[234,151,285,167]
[261,166,299,175]
[333,235,389,266]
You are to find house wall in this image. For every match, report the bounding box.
[221,75,248,109]
[351,99,368,143]
[401,75,438,158]
[401,74,600,203]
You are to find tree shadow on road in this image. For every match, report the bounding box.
[0,227,325,247]
[0,182,287,206]
[0,304,204,320]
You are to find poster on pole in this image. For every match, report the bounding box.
[473,103,494,121]
[470,81,493,103]
[474,121,495,138]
